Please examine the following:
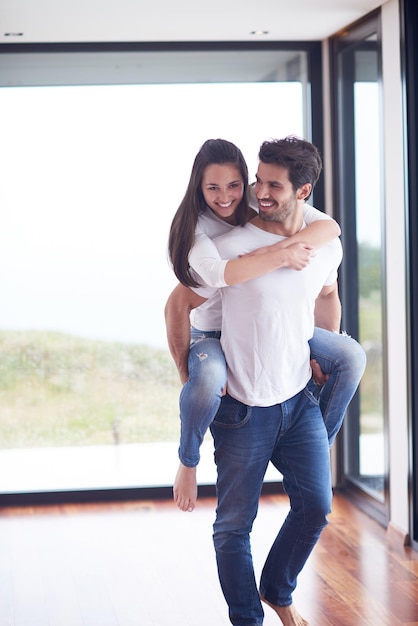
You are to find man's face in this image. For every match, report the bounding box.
[254,163,298,223]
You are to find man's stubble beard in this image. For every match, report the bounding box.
[258,204,292,223]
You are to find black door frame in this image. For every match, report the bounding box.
[400,0,418,550]
[330,10,390,527]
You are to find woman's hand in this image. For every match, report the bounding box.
[240,241,315,271]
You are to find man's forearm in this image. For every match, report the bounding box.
[164,298,191,383]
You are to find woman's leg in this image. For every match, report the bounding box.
[174,329,227,511]
[308,327,367,446]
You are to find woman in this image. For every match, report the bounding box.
[166,138,366,512]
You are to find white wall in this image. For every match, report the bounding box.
[381,0,410,538]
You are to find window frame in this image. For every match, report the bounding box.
[0,40,324,505]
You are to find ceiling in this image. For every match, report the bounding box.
[1,0,385,45]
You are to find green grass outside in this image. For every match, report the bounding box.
[0,330,182,448]
[0,300,383,450]
[358,294,384,432]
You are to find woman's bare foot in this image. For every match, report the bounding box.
[173,463,197,512]
[260,596,309,626]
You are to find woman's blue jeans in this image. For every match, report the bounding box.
[211,385,332,625]
[177,326,366,467]
[178,328,225,467]
[309,327,366,446]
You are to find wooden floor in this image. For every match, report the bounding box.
[0,492,417,626]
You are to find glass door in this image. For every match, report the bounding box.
[331,13,388,524]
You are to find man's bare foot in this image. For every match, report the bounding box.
[260,595,309,626]
[173,463,197,512]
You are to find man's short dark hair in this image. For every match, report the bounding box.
[258,136,322,200]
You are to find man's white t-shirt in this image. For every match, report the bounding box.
[190,205,333,331]
[194,222,342,407]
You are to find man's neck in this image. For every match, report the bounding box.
[250,213,304,237]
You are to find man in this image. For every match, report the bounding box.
[167,136,342,626]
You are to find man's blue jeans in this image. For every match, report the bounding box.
[210,385,332,625]
[177,327,366,467]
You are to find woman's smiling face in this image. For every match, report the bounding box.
[201,163,244,224]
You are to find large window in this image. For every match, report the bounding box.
[0,44,320,499]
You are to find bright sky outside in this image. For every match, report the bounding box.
[0,82,305,349]
[354,82,382,249]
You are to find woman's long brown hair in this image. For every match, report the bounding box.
[168,139,250,287]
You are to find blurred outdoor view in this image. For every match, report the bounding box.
[353,79,385,490]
